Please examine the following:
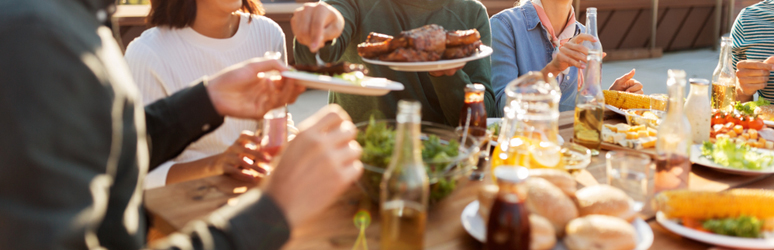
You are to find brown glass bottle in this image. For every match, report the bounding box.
[459,84,487,137]
[486,167,531,250]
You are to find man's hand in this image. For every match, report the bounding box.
[609,69,643,94]
[214,131,269,182]
[736,57,774,101]
[541,34,597,77]
[264,105,363,228]
[206,58,306,120]
[292,2,345,53]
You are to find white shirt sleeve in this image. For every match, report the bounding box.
[144,161,175,189]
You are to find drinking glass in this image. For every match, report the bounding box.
[649,93,668,111]
[260,107,288,159]
[455,126,493,181]
[606,151,652,212]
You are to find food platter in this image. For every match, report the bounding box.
[606,104,627,116]
[656,211,774,249]
[765,120,774,127]
[281,71,404,96]
[689,144,774,176]
[361,45,493,72]
[461,201,654,249]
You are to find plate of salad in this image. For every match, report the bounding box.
[690,138,774,176]
[283,62,403,96]
[733,99,774,127]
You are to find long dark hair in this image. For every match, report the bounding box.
[146,0,264,28]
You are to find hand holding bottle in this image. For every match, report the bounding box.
[541,34,597,77]
[736,56,774,101]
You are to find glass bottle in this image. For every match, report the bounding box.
[685,78,711,144]
[486,166,531,250]
[574,51,605,155]
[380,100,429,250]
[712,37,736,112]
[459,83,488,137]
[655,70,691,194]
[583,8,603,53]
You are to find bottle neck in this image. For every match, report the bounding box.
[586,13,599,37]
[714,40,735,81]
[394,113,423,166]
[667,80,685,117]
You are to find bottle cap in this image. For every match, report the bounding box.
[587,7,597,14]
[494,166,529,184]
[689,78,710,86]
[465,83,486,93]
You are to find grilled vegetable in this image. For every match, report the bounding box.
[603,90,651,110]
[656,189,774,220]
[703,215,762,238]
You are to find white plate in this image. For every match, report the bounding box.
[281,71,404,96]
[689,144,774,176]
[657,211,774,249]
[606,104,627,116]
[361,45,493,72]
[765,120,774,127]
[461,201,654,250]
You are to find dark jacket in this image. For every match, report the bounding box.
[0,0,290,249]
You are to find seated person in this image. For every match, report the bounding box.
[490,0,643,111]
[124,0,293,188]
[731,0,774,102]
[291,1,499,125]
[0,0,361,249]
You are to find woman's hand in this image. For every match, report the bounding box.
[213,131,270,182]
[609,69,643,94]
[291,2,345,53]
[736,57,774,102]
[206,58,306,120]
[541,34,597,77]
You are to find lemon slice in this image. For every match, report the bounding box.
[529,141,563,169]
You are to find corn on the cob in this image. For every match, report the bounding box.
[603,90,652,110]
[656,189,774,219]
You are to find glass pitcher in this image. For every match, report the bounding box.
[492,72,563,178]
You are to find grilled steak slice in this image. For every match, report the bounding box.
[379,48,441,62]
[443,40,482,59]
[366,32,393,43]
[294,62,365,76]
[446,29,481,46]
[399,24,446,54]
[358,41,392,59]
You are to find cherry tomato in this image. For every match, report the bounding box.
[711,113,726,126]
[749,117,765,130]
[738,115,750,129]
[727,114,741,125]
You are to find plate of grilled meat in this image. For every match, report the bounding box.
[357,24,492,72]
[285,62,404,96]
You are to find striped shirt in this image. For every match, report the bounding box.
[124,13,286,189]
[731,0,774,100]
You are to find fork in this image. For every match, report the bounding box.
[315,52,325,66]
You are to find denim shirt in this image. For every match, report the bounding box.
[490,1,585,112]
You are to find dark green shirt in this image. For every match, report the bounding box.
[0,0,290,249]
[294,0,499,126]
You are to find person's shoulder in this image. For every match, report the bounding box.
[124,28,167,64]
[739,1,774,19]
[490,4,530,28]
[241,13,285,35]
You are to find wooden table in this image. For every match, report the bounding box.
[145,110,774,249]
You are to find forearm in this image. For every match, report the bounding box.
[165,155,222,185]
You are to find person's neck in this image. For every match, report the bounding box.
[190,11,240,39]
[541,0,573,33]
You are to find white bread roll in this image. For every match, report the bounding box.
[575,185,636,222]
[563,215,637,250]
[524,178,579,235]
[529,214,557,250]
[528,169,577,197]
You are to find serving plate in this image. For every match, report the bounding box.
[689,144,774,176]
[605,104,627,116]
[281,71,404,96]
[461,201,654,250]
[361,45,493,72]
[657,211,774,249]
[764,120,774,127]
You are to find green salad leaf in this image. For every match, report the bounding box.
[703,215,762,238]
[735,99,771,116]
[701,138,774,170]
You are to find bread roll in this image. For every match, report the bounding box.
[524,178,578,235]
[563,215,637,250]
[478,184,498,220]
[528,169,577,197]
[575,185,636,222]
[529,214,557,250]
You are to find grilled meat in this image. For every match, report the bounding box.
[379,48,441,62]
[294,62,366,76]
[398,24,446,54]
[366,32,393,43]
[446,29,480,46]
[443,40,482,59]
[358,41,391,59]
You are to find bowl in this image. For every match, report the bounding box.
[355,120,481,205]
[561,142,592,174]
[625,109,665,128]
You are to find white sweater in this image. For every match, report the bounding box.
[124,13,286,189]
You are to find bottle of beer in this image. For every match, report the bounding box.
[380,100,429,250]
[711,37,736,112]
[486,166,531,250]
[574,50,605,155]
[582,8,603,53]
[655,70,691,194]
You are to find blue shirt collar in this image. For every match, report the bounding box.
[522,1,542,31]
